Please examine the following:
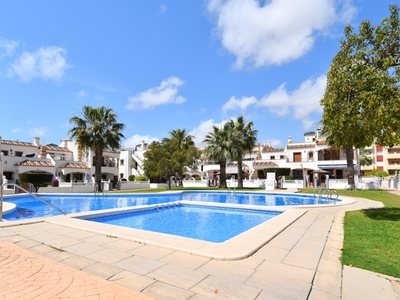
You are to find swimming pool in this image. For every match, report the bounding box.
[3,191,338,221]
[86,204,281,243]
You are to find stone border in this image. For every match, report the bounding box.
[45,202,307,260]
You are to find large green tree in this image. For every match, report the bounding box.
[321,5,400,189]
[203,124,232,189]
[227,116,257,189]
[143,129,199,190]
[69,106,125,192]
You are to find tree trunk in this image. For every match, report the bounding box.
[219,161,227,189]
[95,148,103,192]
[237,156,243,189]
[167,177,171,190]
[345,147,355,190]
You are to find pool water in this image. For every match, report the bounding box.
[3,191,336,221]
[86,204,281,243]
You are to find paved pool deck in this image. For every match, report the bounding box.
[1,195,399,299]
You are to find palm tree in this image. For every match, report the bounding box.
[69,106,125,192]
[203,124,231,188]
[169,129,197,185]
[227,116,257,188]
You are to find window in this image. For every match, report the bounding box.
[270,155,275,160]
[293,152,302,162]
[120,159,124,166]
[15,151,23,157]
[1,150,8,156]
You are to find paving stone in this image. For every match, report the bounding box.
[109,270,156,292]
[113,255,166,275]
[159,251,210,270]
[131,244,174,260]
[84,233,120,245]
[30,243,57,255]
[62,255,97,270]
[86,247,133,264]
[144,281,194,300]
[255,261,314,284]
[191,275,261,300]
[43,249,75,262]
[197,259,255,283]
[313,271,341,297]
[83,262,124,280]
[44,236,81,249]
[308,288,341,300]
[253,246,289,263]
[63,241,104,256]
[104,238,144,252]
[16,239,41,249]
[148,264,208,289]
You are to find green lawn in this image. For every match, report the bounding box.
[300,188,400,278]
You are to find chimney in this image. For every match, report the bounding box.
[33,137,41,146]
[39,146,47,158]
[287,136,293,144]
[63,140,68,148]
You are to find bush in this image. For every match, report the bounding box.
[19,173,53,192]
[135,175,148,182]
[366,169,390,177]
[128,175,135,181]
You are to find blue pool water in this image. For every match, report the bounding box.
[87,204,281,243]
[3,191,336,221]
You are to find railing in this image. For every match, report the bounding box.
[0,182,66,220]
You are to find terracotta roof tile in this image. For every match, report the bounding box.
[15,160,55,167]
[0,139,36,147]
[62,162,90,169]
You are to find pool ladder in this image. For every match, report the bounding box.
[0,182,66,219]
[315,188,338,203]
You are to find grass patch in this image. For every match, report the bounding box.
[300,188,400,278]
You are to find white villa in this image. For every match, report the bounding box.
[0,137,120,187]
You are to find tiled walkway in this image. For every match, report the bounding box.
[0,241,151,299]
[0,196,399,299]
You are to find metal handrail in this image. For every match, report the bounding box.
[1,183,66,215]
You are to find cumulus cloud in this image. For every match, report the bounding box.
[123,134,159,149]
[159,3,168,14]
[9,46,68,81]
[221,74,326,129]
[126,76,186,110]
[0,38,19,56]
[207,0,355,68]
[189,119,229,147]
[222,96,257,113]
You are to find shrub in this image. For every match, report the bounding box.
[128,175,135,181]
[135,175,148,182]
[366,169,390,177]
[19,173,53,192]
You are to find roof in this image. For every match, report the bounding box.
[62,162,90,169]
[287,143,315,149]
[0,139,36,148]
[45,144,72,152]
[103,148,120,154]
[15,160,55,167]
[304,131,316,136]
[253,161,278,168]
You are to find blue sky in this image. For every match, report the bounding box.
[0,0,395,149]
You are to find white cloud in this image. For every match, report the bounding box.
[126,76,186,110]
[77,89,88,97]
[9,46,68,81]
[207,0,355,68]
[123,134,159,149]
[189,119,228,147]
[0,38,19,56]
[259,75,326,120]
[221,74,326,129]
[222,96,257,113]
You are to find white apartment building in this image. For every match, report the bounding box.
[118,141,148,180]
[0,137,120,186]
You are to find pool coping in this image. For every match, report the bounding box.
[44,202,307,260]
